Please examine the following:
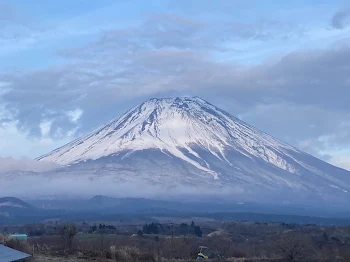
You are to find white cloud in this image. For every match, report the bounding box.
[0,102,79,158]
[297,139,313,150]
[39,120,52,137]
[54,127,63,138]
[0,116,74,158]
[329,155,350,171]
[0,81,12,88]
[66,108,83,123]
[67,127,79,137]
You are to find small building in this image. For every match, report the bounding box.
[0,244,31,262]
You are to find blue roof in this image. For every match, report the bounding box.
[0,244,31,262]
[9,235,27,239]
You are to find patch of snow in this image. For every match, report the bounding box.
[0,202,24,208]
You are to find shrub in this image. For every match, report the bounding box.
[231,249,247,258]
[59,223,78,252]
[5,238,31,255]
[138,252,156,261]
[106,246,156,262]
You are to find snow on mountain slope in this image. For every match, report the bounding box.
[0,197,33,209]
[39,97,298,175]
[37,97,350,199]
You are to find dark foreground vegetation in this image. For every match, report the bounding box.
[1,220,350,261]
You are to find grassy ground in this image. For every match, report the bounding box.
[32,254,112,261]
[31,254,199,261]
[75,233,184,242]
[76,233,120,241]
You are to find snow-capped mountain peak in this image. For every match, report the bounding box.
[37,96,350,203]
[38,97,298,177]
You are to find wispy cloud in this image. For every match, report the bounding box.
[331,9,350,29]
[66,108,83,123]
[0,105,77,157]
[39,120,52,137]
[0,3,48,55]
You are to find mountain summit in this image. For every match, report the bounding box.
[38,97,350,204]
[39,97,299,177]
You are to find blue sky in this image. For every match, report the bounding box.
[1,0,350,170]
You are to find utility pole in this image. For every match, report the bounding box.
[157,244,160,262]
[156,237,160,262]
[171,223,174,260]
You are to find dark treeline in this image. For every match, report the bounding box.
[141,222,203,237]
[3,209,350,226]
[2,220,350,261]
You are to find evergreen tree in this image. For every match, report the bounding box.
[194,225,202,237]
[142,223,159,234]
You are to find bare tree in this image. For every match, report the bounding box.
[274,234,314,261]
[60,223,78,252]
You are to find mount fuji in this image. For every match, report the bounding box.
[35,97,349,205]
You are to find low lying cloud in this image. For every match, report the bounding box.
[0,157,59,173]
[0,172,246,200]
[0,174,347,208]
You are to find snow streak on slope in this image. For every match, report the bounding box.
[38,97,301,179]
